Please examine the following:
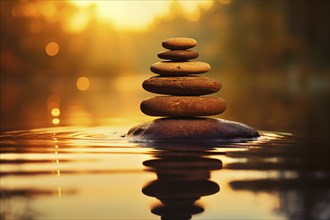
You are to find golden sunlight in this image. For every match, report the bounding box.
[69,0,213,31]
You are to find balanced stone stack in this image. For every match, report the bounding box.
[127,37,259,142]
[142,38,226,118]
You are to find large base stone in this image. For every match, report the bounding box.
[127,118,259,143]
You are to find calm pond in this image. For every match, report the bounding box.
[1,125,329,220]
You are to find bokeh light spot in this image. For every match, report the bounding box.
[76,77,90,91]
[51,108,60,117]
[52,118,60,125]
[45,42,59,56]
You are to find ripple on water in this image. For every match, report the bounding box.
[0,126,329,220]
[0,126,293,148]
[0,126,131,147]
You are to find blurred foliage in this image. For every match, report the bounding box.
[1,0,329,135]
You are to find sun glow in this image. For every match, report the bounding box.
[69,1,213,31]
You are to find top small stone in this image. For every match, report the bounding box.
[162,37,197,50]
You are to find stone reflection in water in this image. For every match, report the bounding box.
[142,143,221,220]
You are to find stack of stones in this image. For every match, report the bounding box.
[127,37,259,142]
[141,37,226,118]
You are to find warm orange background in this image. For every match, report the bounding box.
[1,0,329,135]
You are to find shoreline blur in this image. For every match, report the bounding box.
[1,0,329,135]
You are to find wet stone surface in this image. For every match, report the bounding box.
[127,118,259,143]
[140,97,226,117]
[142,76,221,96]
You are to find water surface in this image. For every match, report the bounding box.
[1,126,329,220]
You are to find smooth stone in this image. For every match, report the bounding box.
[150,61,211,76]
[127,118,260,142]
[162,37,197,50]
[158,50,199,61]
[142,76,221,96]
[140,96,226,117]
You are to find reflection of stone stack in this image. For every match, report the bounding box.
[141,37,226,117]
[142,146,221,220]
[127,37,259,142]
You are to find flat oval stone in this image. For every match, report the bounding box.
[150,61,210,76]
[142,76,221,96]
[162,37,197,50]
[140,96,226,117]
[127,118,260,142]
[158,50,199,61]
